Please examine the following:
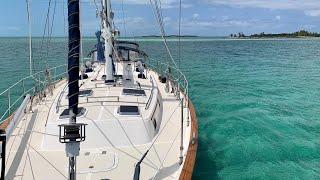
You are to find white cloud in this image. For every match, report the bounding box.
[163,16,172,23]
[203,0,320,10]
[115,0,173,8]
[221,16,230,21]
[183,19,252,29]
[192,13,200,19]
[181,4,193,8]
[113,0,192,9]
[114,17,145,25]
[304,10,320,17]
[303,24,316,29]
[7,27,20,31]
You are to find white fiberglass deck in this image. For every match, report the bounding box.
[3,62,192,180]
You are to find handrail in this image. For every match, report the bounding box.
[0,64,67,123]
[145,76,155,110]
[56,84,68,113]
[146,59,189,98]
[145,58,190,121]
[145,88,154,110]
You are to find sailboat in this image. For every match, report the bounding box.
[0,0,198,179]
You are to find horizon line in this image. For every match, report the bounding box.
[0,36,225,38]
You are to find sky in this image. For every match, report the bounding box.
[1,0,320,37]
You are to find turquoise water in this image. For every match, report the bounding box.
[1,38,320,179]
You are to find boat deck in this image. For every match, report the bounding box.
[2,62,196,180]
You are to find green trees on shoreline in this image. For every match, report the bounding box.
[230,30,320,38]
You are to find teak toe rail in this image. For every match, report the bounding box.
[179,99,198,180]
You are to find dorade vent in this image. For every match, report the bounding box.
[79,90,93,97]
[118,106,140,116]
[59,107,86,119]
[122,89,146,96]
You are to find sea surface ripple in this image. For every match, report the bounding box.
[1,38,320,179]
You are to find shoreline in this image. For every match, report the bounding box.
[0,37,320,42]
[229,36,320,40]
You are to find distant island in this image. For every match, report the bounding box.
[230,30,320,39]
[141,35,198,38]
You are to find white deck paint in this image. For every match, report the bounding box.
[3,62,192,180]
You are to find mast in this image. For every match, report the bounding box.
[67,0,80,179]
[102,0,114,83]
[67,0,80,134]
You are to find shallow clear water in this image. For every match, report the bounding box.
[1,38,320,179]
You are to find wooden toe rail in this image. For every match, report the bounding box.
[179,99,198,180]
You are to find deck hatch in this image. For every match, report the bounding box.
[79,90,93,97]
[118,106,140,115]
[59,107,86,119]
[122,89,146,96]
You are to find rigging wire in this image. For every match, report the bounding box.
[28,0,58,93]
[47,0,57,70]
[136,101,182,171]
[156,0,169,67]
[48,0,57,49]
[93,0,99,12]
[152,127,181,180]
[121,0,127,37]
[63,0,68,69]
[138,110,162,164]
[25,0,33,76]
[80,0,84,81]
[40,0,52,69]
[178,0,182,69]
[45,1,52,67]
[149,0,179,69]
